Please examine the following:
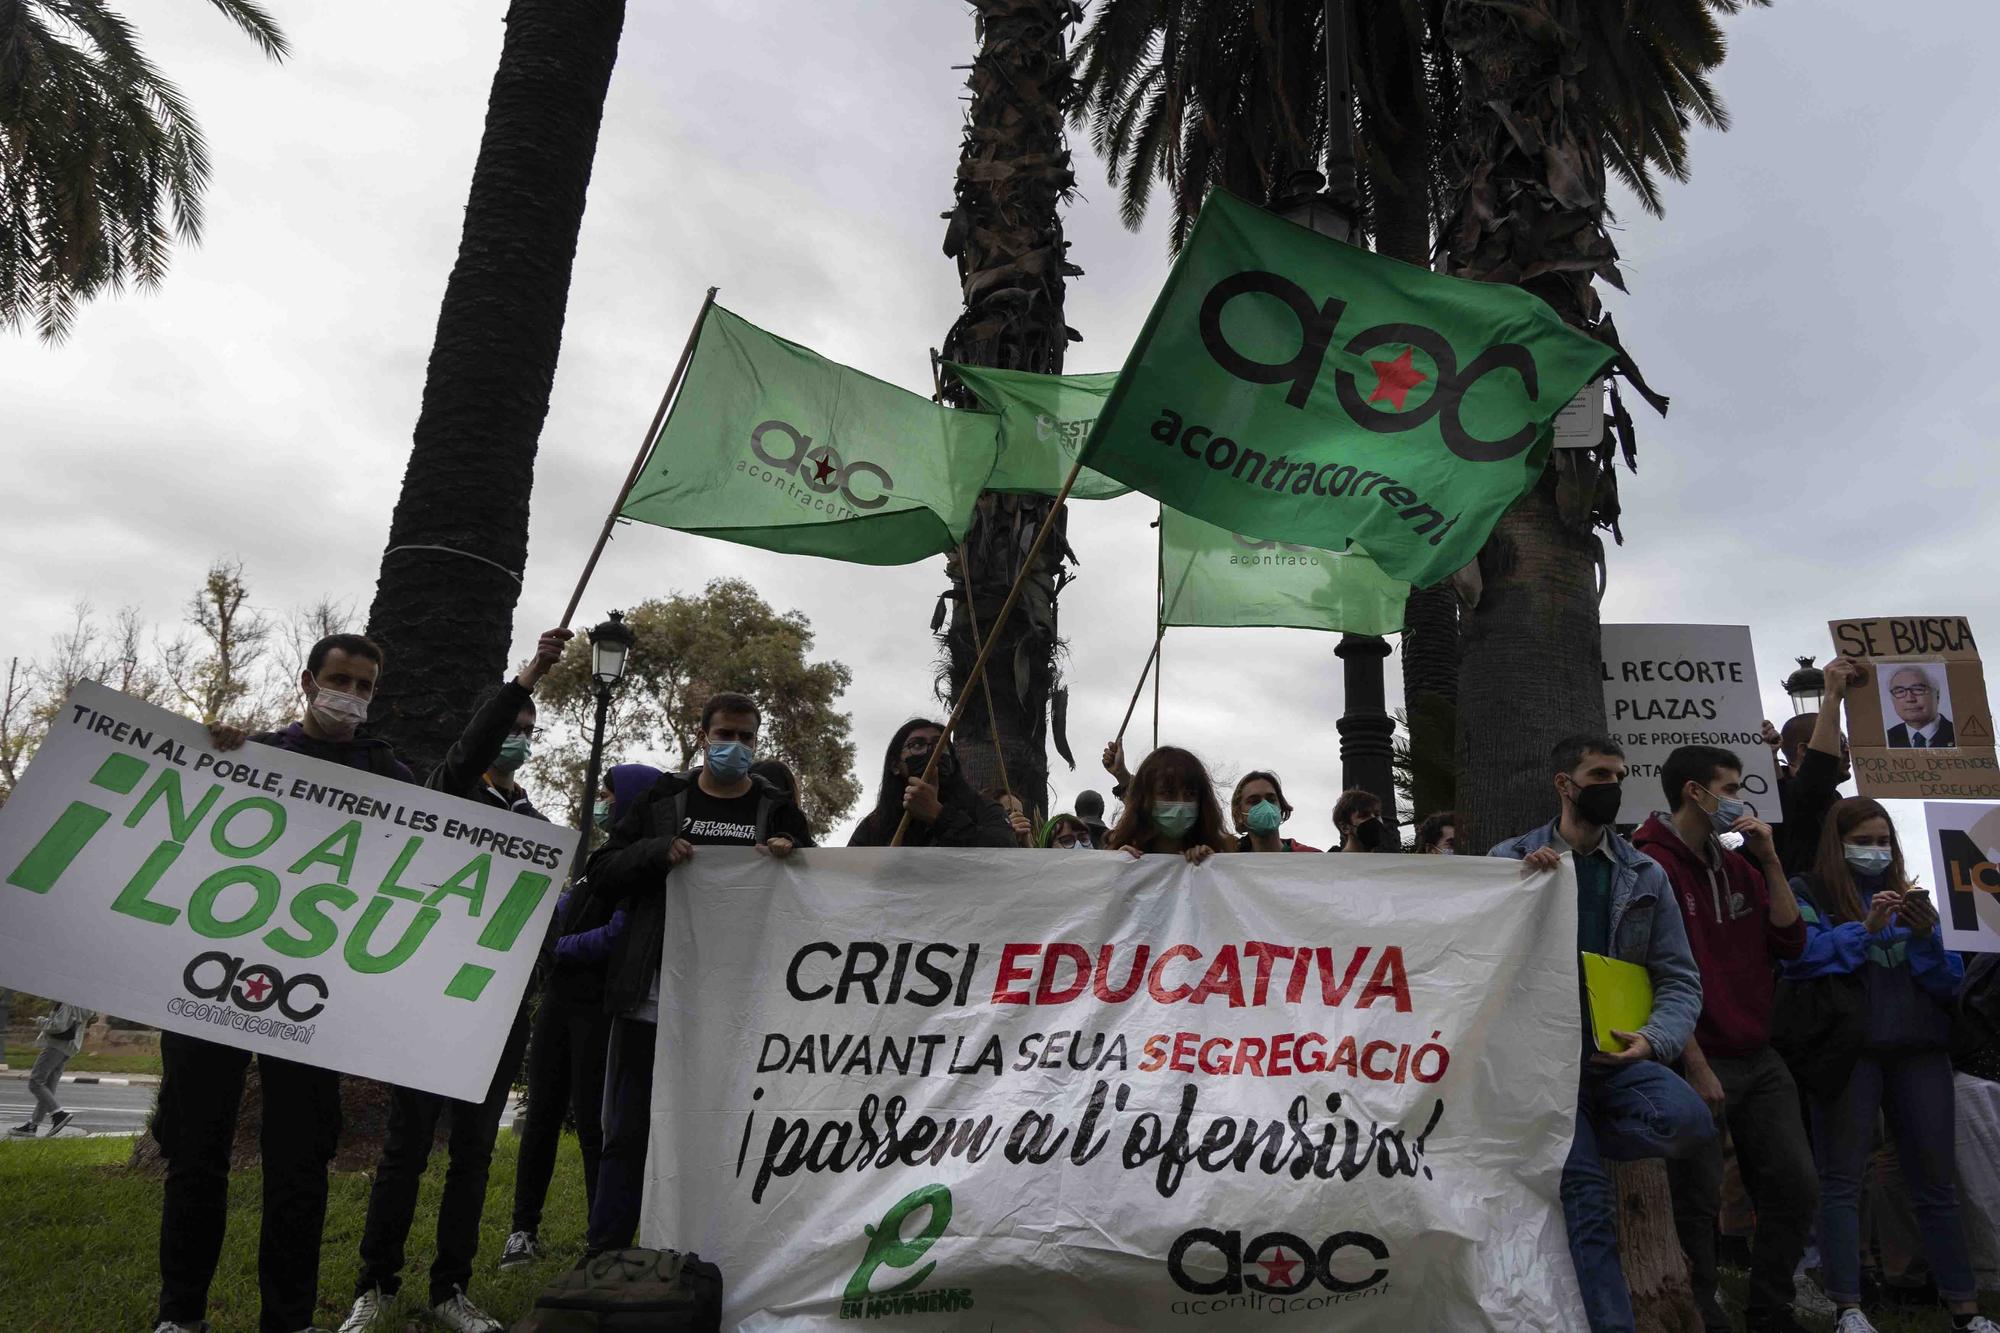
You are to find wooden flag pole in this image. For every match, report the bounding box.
[890,456,1087,846]
[1113,630,1164,747]
[955,542,1013,803]
[559,286,718,629]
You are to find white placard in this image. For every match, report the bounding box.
[1552,380,1604,449]
[0,683,576,1099]
[1601,624,1782,828]
[1922,801,2000,952]
[643,848,1584,1331]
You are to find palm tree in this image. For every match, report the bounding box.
[363,0,626,777]
[934,0,1086,817]
[0,0,287,340]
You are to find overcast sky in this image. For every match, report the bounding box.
[4,0,1998,856]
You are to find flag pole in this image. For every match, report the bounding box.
[890,456,1087,846]
[955,542,1013,803]
[559,286,718,629]
[1113,632,1163,747]
[1152,516,1163,750]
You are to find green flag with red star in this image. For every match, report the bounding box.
[1078,190,1616,587]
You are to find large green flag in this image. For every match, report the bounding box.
[621,306,999,564]
[1080,190,1615,587]
[944,364,1129,500]
[1159,506,1408,635]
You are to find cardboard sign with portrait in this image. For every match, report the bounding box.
[1829,615,2000,800]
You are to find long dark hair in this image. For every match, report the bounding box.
[1810,796,1913,925]
[864,718,969,825]
[1105,746,1231,855]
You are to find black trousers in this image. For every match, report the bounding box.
[509,991,611,1235]
[355,1004,531,1307]
[155,1032,341,1333]
[586,1016,657,1254]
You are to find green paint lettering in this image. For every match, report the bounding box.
[444,964,495,1001]
[424,853,490,915]
[287,822,362,885]
[473,872,555,952]
[843,1184,954,1302]
[345,899,441,974]
[187,866,281,938]
[374,836,427,902]
[124,767,224,841]
[110,840,186,924]
[209,797,285,859]
[264,882,358,959]
[8,802,111,894]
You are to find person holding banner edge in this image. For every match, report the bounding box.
[1103,746,1232,864]
[154,633,413,1333]
[1632,745,1814,1333]
[338,627,570,1333]
[1230,770,1320,852]
[1492,733,1711,1333]
[582,692,813,1255]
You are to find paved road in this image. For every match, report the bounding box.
[1,1079,526,1140]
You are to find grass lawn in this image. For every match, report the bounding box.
[5,1044,165,1077]
[0,1130,588,1331]
[1717,1268,2000,1332]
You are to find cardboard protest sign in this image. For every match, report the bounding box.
[1600,624,1780,828]
[1923,802,2000,952]
[644,848,1584,1330]
[1829,616,2000,800]
[0,683,576,1100]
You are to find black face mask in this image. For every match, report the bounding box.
[1353,816,1387,851]
[1567,780,1623,827]
[903,745,956,782]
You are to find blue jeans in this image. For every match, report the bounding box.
[1564,1060,1716,1333]
[1810,1049,1976,1305]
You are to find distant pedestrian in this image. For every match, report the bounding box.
[9,1001,87,1138]
[1074,790,1110,845]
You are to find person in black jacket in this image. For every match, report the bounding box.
[583,692,813,1255]
[155,633,414,1333]
[847,719,1015,848]
[339,627,570,1333]
[499,761,662,1272]
[1775,656,1859,877]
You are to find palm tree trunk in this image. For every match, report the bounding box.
[937,0,1082,816]
[1440,3,1694,1325]
[364,0,627,776]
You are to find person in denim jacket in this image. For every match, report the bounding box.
[1782,797,1994,1333]
[1491,734,1711,1333]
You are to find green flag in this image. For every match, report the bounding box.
[1080,190,1616,587]
[1159,506,1408,635]
[944,364,1129,500]
[621,306,998,564]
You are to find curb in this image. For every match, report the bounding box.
[0,1069,158,1086]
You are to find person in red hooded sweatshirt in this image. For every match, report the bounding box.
[1632,745,1813,1333]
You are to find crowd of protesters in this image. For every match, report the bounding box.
[0,624,1987,1333]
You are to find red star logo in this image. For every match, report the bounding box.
[809,452,838,484]
[240,974,273,1003]
[1367,346,1429,411]
[1254,1247,1301,1287]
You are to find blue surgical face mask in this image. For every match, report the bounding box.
[1152,801,1198,838]
[1701,787,1748,835]
[494,734,531,772]
[593,799,612,830]
[1844,843,1894,876]
[707,740,754,781]
[1246,799,1283,835]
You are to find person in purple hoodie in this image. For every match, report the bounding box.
[153,634,412,1333]
[497,762,662,1272]
[1782,798,1994,1333]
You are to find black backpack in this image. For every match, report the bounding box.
[514,1248,723,1332]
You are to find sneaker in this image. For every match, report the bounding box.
[1961,1318,2000,1333]
[7,1121,38,1138]
[47,1109,74,1135]
[1833,1310,1880,1333]
[498,1229,541,1270]
[431,1287,502,1333]
[335,1288,391,1333]
[1793,1271,1837,1318]
[151,1322,209,1333]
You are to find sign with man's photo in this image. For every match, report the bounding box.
[1830,616,2000,800]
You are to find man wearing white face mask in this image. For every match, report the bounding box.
[155,634,413,1333]
[340,627,569,1333]
[1634,746,1813,1333]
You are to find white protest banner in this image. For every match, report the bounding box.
[1923,802,2000,952]
[1601,624,1780,828]
[644,848,1583,1331]
[0,682,576,1100]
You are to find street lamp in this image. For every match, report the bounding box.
[1783,656,1826,716]
[577,611,638,850]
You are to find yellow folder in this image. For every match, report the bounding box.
[1581,952,1653,1054]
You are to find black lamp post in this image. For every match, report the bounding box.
[1782,656,1827,716]
[576,610,637,847]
